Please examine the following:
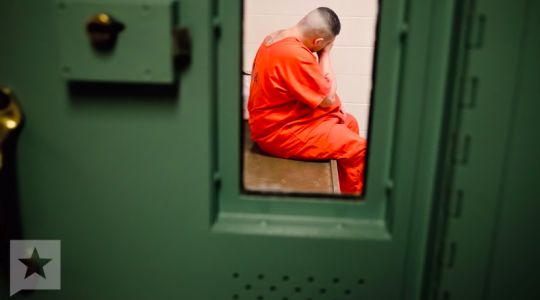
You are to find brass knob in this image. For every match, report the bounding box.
[0,88,22,168]
[86,13,125,51]
[0,88,22,134]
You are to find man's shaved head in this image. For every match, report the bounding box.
[296,7,341,52]
[315,7,341,36]
[299,8,341,38]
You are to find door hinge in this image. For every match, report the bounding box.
[460,76,479,109]
[454,134,471,165]
[212,17,221,37]
[385,178,394,194]
[467,14,486,49]
[448,190,464,219]
[213,171,222,187]
[399,23,409,41]
[445,241,457,269]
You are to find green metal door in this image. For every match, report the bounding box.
[428,0,540,299]
[0,0,217,298]
[0,0,467,299]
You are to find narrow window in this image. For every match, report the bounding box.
[241,1,379,198]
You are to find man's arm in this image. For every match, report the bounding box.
[318,42,337,108]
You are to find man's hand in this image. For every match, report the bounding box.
[317,41,334,57]
[317,41,337,108]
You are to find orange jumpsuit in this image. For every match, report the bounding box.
[248,36,367,194]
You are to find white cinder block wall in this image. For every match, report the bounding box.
[243,0,379,139]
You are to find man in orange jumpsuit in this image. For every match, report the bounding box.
[248,7,367,195]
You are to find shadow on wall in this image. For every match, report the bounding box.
[67,82,179,105]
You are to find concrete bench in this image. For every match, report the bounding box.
[243,123,340,194]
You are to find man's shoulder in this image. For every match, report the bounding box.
[271,41,316,61]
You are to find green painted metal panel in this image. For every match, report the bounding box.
[0,0,214,298]
[481,0,540,299]
[56,0,177,83]
[401,0,462,299]
[433,0,540,299]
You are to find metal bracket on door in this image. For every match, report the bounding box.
[173,26,192,70]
